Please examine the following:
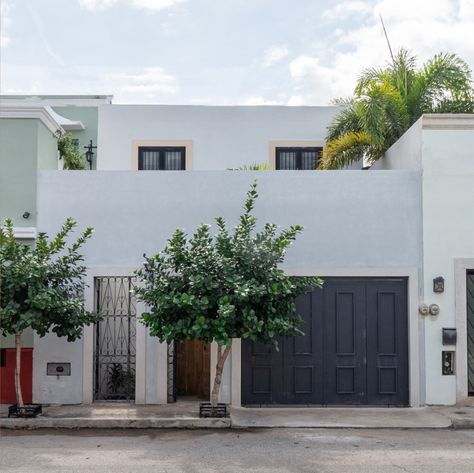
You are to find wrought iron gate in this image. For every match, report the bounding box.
[94,277,136,402]
[468,271,474,395]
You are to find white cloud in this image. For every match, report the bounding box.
[77,0,185,12]
[263,45,289,67]
[106,67,178,96]
[239,95,283,105]
[460,0,474,17]
[78,0,117,11]
[322,0,372,20]
[288,0,474,105]
[131,0,186,11]
[1,1,12,48]
[0,64,178,103]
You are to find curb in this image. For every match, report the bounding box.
[0,417,231,430]
[451,419,474,430]
[2,416,473,430]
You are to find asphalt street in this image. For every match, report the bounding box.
[1,428,474,473]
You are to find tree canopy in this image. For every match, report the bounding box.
[0,218,99,340]
[320,49,474,170]
[134,181,321,406]
[0,217,99,407]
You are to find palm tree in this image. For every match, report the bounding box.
[319,49,474,169]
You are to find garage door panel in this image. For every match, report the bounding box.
[241,335,283,404]
[324,279,367,404]
[366,280,408,405]
[252,367,272,394]
[293,293,313,355]
[282,290,324,404]
[251,340,273,357]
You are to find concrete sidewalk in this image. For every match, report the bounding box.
[230,406,474,429]
[1,402,473,430]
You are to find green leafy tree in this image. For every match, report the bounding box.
[0,218,100,407]
[135,181,322,407]
[56,131,86,170]
[320,49,474,169]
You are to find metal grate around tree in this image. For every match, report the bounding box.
[94,276,136,402]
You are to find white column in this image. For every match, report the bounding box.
[231,338,242,407]
[210,341,232,404]
[82,270,95,404]
[135,302,147,404]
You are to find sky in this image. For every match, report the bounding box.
[1,0,473,105]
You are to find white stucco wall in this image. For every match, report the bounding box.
[33,332,83,404]
[36,170,422,405]
[421,125,474,405]
[97,105,340,170]
[372,114,474,405]
[371,118,423,170]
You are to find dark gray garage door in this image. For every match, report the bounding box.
[242,278,409,406]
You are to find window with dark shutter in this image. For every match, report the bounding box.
[138,147,186,170]
[275,147,322,170]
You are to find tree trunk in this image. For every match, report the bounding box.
[210,342,232,407]
[15,332,24,407]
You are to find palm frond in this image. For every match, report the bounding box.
[358,82,408,149]
[355,67,388,95]
[413,52,474,117]
[326,99,362,142]
[319,131,373,170]
[389,48,417,102]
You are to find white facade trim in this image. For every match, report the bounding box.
[12,227,37,239]
[422,114,474,130]
[46,106,85,130]
[1,96,113,106]
[231,338,242,407]
[0,105,64,134]
[455,258,474,404]
[135,301,147,404]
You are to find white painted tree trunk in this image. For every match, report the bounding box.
[14,332,24,407]
[210,342,232,407]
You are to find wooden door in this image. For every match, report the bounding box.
[176,340,210,399]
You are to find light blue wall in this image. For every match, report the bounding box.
[38,170,423,270]
[35,170,422,404]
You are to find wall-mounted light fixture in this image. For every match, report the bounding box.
[22,211,30,219]
[84,140,97,170]
[433,276,445,293]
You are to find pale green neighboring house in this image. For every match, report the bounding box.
[0,95,111,349]
[1,95,112,170]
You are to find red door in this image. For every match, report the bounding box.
[0,348,33,404]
